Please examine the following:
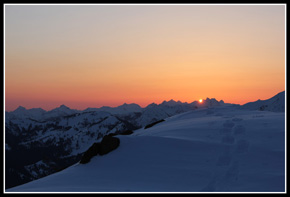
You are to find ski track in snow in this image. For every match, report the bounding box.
[202,115,248,191]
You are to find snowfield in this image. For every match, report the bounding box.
[6,104,285,192]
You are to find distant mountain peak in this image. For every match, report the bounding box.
[59,104,70,109]
[120,103,140,107]
[48,104,74,114]
[146,103,158,108]
[161,99,178,106]
[14,106,27,112]
[205,97,215,101]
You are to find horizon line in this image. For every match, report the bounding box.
[5,97,225,112]
[5,90,285,112]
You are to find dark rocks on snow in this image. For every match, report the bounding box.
[79,143,101,164]
[99,135,120,155]
[259,105,268,111]
[119,130,133,135]
[144,119,165,129]
[108,130,134,137]
[79,135,120,164]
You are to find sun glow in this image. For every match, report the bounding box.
[4,5,285,111]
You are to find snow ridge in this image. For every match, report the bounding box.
[242,91,285,112]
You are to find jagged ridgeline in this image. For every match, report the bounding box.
[5,98,225,189]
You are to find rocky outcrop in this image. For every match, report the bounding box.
[80,135,120,164]
[99,135,120,155]
[144,119,165,129]
[79,143,101,164]
[119,130,133,135]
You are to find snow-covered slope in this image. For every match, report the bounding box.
[7,105,285,192]
[5,109,137,189]
[6,99,213,188]
[242,91,285,112]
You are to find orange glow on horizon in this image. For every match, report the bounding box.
[4,5,285,111]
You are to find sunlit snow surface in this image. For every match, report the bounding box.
[7,105,285,192]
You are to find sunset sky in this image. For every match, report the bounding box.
[5,4,285,111]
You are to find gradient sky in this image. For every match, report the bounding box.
[5,4,285,111]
